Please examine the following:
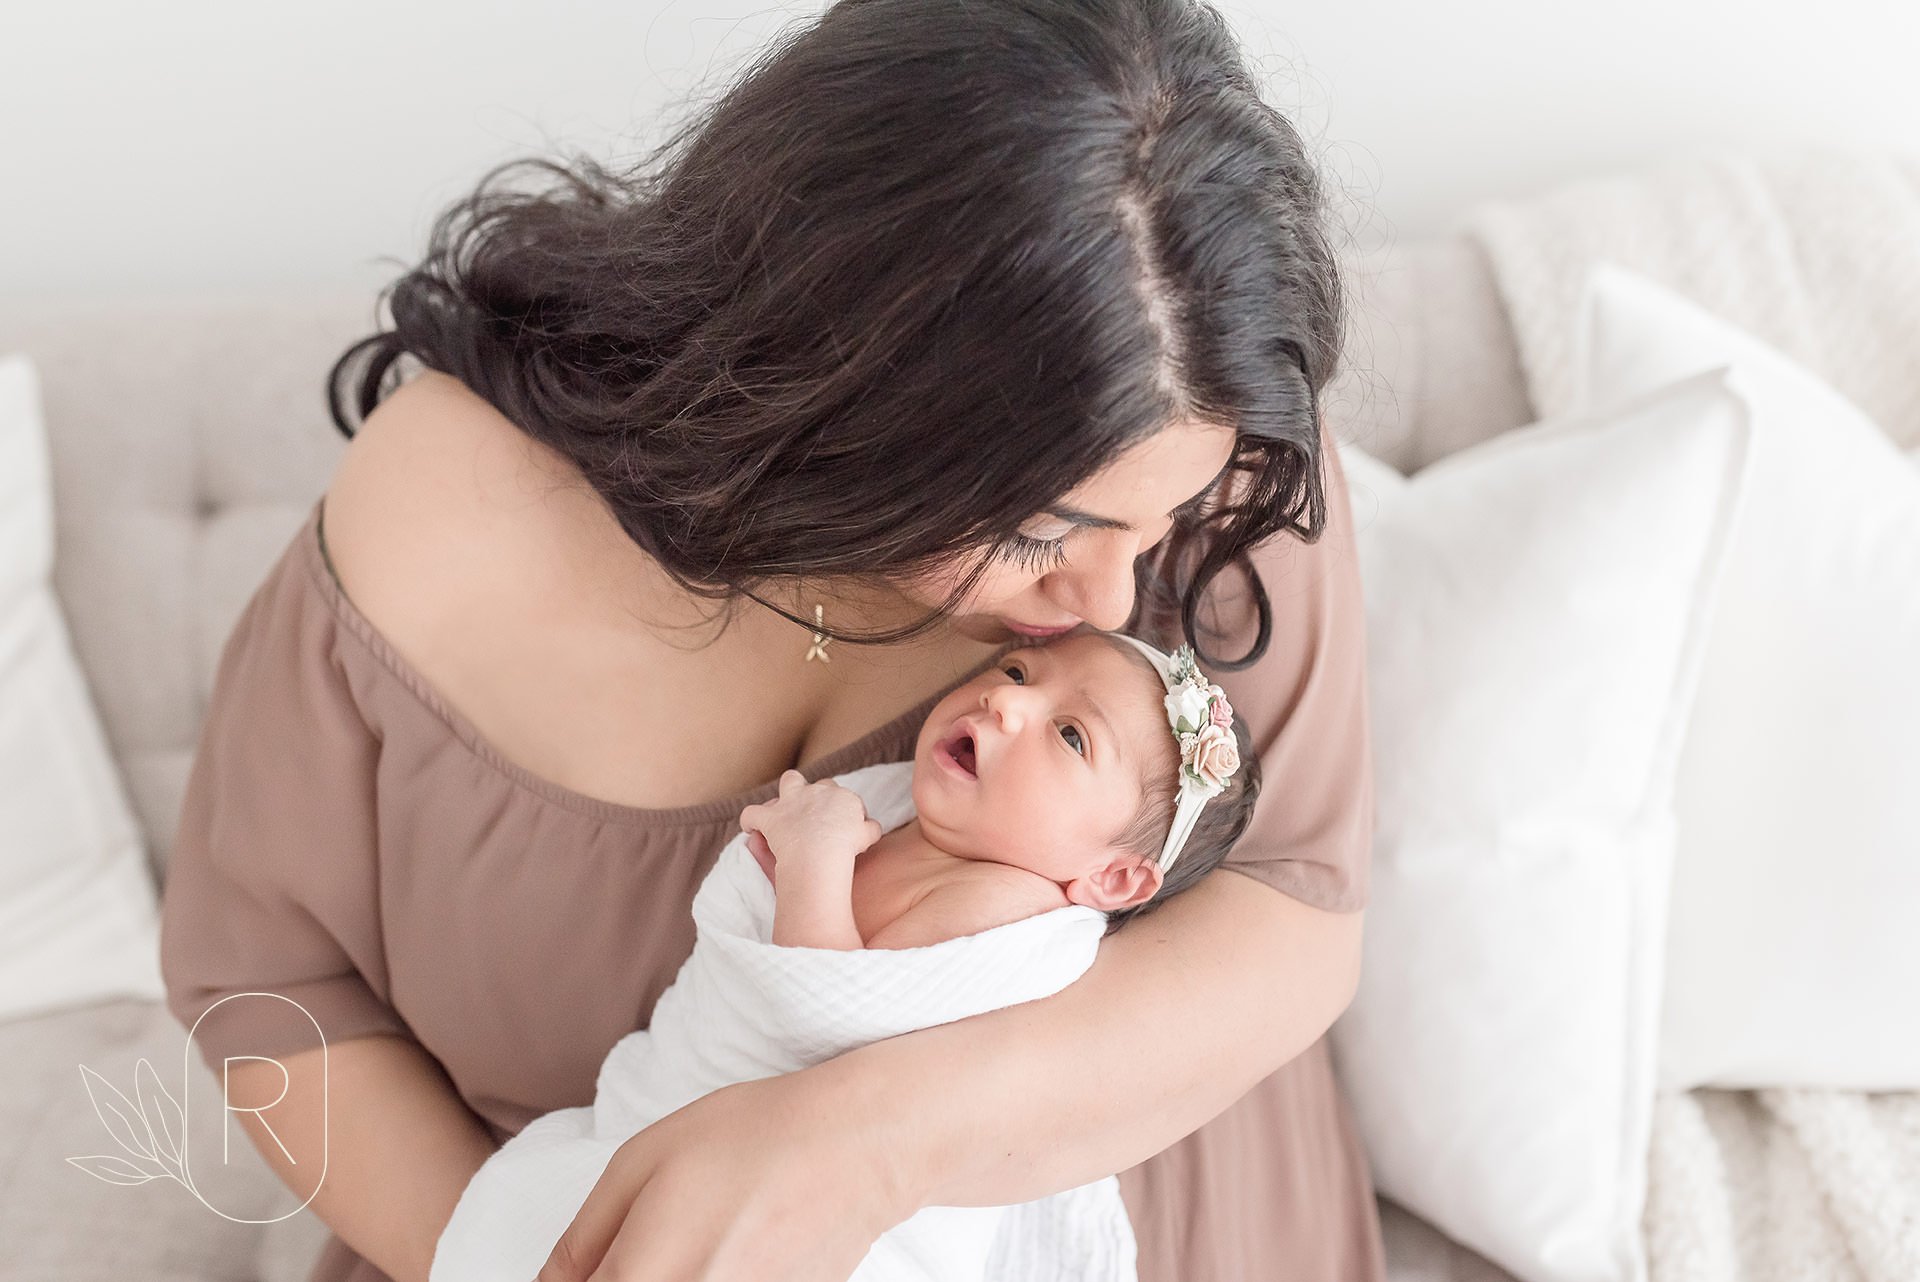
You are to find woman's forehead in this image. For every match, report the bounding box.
[1064,420,1237,509]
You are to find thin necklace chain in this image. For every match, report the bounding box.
[735,585,834,663]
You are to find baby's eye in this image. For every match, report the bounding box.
[1002,662,1026,685]
[1058,723,1086,756]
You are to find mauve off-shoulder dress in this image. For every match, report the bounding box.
[158,422,1384,1282]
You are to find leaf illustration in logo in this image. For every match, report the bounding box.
[78,1063,158,1163]
[68,1060,192,1191]
[134,1057,186,1178]
[65,1153,160,1186]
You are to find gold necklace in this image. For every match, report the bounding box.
[739,585,836,663]
[803,603,832,663]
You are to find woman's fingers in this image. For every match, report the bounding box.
[530,1077,902,1282]
[778,767,807,796]
[577,1157,721,1282]
[533,1142,649,1282]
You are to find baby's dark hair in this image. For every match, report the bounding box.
[1093,634,1263,936]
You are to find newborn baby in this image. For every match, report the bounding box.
[744,629,1263,951]
[429,629,1259,1282]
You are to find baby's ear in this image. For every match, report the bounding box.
[1064,851,1162,911]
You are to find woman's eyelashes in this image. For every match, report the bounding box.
[1000,662,1089,758]
[998,484,1216,573]
[997,531,1070,573]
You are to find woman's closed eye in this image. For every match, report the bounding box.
[1000,478,1221,570]
[997,531,1070,573]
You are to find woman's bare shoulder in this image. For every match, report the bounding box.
[320,369,590,647]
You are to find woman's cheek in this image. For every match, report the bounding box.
[897,555,1019,613]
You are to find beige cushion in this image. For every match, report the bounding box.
[0,292,371,880]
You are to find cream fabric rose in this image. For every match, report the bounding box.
[1165,681,1213,734]
[1187,722,1241,792]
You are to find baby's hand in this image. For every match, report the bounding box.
[738,770,882,880]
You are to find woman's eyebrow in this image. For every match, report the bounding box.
[1043,503,1135,532]
[1045,461,1233,532]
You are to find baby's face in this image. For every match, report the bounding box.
[910,632,1172,909]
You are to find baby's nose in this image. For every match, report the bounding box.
[981,684,1030,726]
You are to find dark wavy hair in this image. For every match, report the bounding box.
[326,0,1346,671]
[1094,634,1262,934]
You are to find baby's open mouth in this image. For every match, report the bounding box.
[938,731,979,779]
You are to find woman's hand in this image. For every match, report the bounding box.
[534,1067,916,1282]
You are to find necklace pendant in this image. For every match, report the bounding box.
[804,604,832,663]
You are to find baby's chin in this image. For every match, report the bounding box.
[906,765,996,864]
[906,774,1072,890]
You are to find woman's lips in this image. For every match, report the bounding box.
[1004,619,1079,638]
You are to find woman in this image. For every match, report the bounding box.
[158,0,1383,1278]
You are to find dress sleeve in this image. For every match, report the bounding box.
[1196,420,1375,913]
[160,514,415,1076]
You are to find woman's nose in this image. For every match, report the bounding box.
[1047,538,1138,632]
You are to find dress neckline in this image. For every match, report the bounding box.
[303,496,1010,828]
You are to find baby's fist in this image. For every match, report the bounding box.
[738,770,883,872]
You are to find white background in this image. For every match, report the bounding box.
[3,0,1914,304]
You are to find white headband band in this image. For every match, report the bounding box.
[1103,633,1243,875]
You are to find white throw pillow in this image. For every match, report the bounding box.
[1330,368,1753,1282]
[0,352,164,1020]
[1571,262,1920,1091]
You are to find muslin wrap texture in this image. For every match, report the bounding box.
[429,759,1138,1282]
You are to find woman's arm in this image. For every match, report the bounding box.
[819,866,1364,1207]
[533,866,1365,1282]
[226,1035,498,1282]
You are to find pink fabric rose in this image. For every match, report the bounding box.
[1187,723,1241,791]
[1207,683,1233,729]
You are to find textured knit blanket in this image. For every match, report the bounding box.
[1463,143,1920,1282]
[429,759,1137,1282]
[1463,143,1920,452]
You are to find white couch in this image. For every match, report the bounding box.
[0,236,1528,1281]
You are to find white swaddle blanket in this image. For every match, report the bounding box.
[430,760,1139,1282]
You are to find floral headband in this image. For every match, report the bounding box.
[1105,634,1243,875]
